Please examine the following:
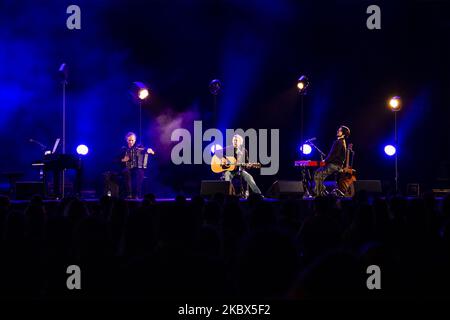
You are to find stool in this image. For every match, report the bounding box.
[221,172,249,199]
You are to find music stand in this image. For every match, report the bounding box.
[47,138,63,199]
[51,138,61,154]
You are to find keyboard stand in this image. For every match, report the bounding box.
[300,167,314,198]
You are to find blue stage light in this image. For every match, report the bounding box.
[300,144,312,155]
[384,145,396,156]
[76,144,89,155]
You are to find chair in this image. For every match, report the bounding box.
[318,172,346,198]
[332,170,355,197]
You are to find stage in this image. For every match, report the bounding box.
[1,0,450,303]
[6,194,446,211]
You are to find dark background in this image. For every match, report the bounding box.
[0,0,449,197]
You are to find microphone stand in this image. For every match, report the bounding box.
[298,91,308,198]
[30,139,47,151]
[59,64,68,199]
[309,142,326,161]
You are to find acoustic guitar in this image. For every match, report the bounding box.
[211,155,261,173]
[338,143,356,197]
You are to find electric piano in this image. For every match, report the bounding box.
[294,159,326,197]
[32,154,82,198]
[294,160,326,167]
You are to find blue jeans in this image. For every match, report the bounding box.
[224,170,262,195]
[313,163,341,196]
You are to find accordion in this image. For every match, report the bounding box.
[122,146,149,169]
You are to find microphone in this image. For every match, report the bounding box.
[58,63,65,72]
[59,63,68,82]
[305,137,316,143]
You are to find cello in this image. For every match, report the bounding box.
[338,143,356,197]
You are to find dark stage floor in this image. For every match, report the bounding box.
[7,194,446,211]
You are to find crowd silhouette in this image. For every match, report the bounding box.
[0,191,450,300]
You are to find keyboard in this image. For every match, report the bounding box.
[294,160,325,167]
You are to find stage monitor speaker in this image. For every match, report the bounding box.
[200,180,232,196]
[15,181,45,200]
[432,189,450,197]
[267,180,304,199]
[353,180,382,194]
[406,183,420,197]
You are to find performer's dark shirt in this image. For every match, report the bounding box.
[325,138,346,166]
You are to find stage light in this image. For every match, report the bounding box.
[300,144,312,155]
[389,96,401,111]
[209,79,222,95]
[131,81,150,145]
[210,144,223,154]
[297,75,309,94]
[76,144,89,156]
[384,145,396,156]
[133,81,149,100]
[138,88,149,100]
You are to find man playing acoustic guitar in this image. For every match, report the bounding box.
[212,134,263,197]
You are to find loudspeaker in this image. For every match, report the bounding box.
[353,180,382,194]
[432,189,450,197]
[267,180,304,199]
[15,181,45,200]
[200,180,233,196]
[406,183,420,197]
